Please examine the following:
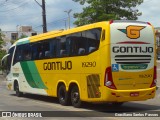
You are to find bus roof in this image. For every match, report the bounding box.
[29,21,108,42]
[13,20,152,46]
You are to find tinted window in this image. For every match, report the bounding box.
[31,41,50,60]
[23,44,32,60]
[13,28,102,62]
[66,28,101,56]
[14,45,23,64]
[49,39,57,58]
[14,44,31,64]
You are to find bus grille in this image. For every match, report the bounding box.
[115,55,151,64]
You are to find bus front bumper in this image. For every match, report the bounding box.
[6,80,14,91]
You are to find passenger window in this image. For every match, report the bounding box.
[31,43,39,60]
[85,28,101,53]
[31,41,50,60]
[66,33,80,56]
[57,36,68,57]
[13,28,102,62]
[23,44,32,61]
[37,43,45,59]
[14,45,23,64]
[13,44,32,64]
[65,28,102,56]
[49,39,57,58]
[43,42,50,59]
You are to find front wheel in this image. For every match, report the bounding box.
[71,85,81,108]
[15,83,23,97]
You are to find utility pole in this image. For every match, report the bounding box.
[42,0,47,33]
[34,0,47,33]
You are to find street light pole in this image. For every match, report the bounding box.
[64,20,67,30]
[34,0,47,33]
[64,9,72,29]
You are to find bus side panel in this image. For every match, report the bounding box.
[9,62,48,95]
[34,51,102,100]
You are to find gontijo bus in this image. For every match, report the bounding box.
[1,20,157,107]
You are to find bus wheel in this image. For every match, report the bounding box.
[15,83,23,97]
[58,85,68,106]
[71,85,81,108]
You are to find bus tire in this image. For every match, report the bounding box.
[15,82,23,97]
[58,85,69,106]
[71,85,81,108]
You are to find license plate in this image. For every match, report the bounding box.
[130,92,139,97]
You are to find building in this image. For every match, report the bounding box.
[2,26,41,41]
[19,26,33,32]
[1,26,42,51]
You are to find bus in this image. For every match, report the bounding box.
[1,20,157,107]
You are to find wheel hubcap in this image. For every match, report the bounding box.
[60,90,65,101]
[72,92,79,103]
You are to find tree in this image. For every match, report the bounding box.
[73,0,143,26]
[0,29,7,71]
[0,29,4,49]
[0,29,6,52]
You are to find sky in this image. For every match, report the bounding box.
[0,0,160,32]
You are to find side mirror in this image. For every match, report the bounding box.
[1,54,9,75]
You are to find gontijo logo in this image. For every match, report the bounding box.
[118,25,145,39]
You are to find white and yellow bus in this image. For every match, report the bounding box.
[1,20,157,107]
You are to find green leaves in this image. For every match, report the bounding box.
[0,29,5,48]
[73,0,143,26]
[0,29,7,70]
